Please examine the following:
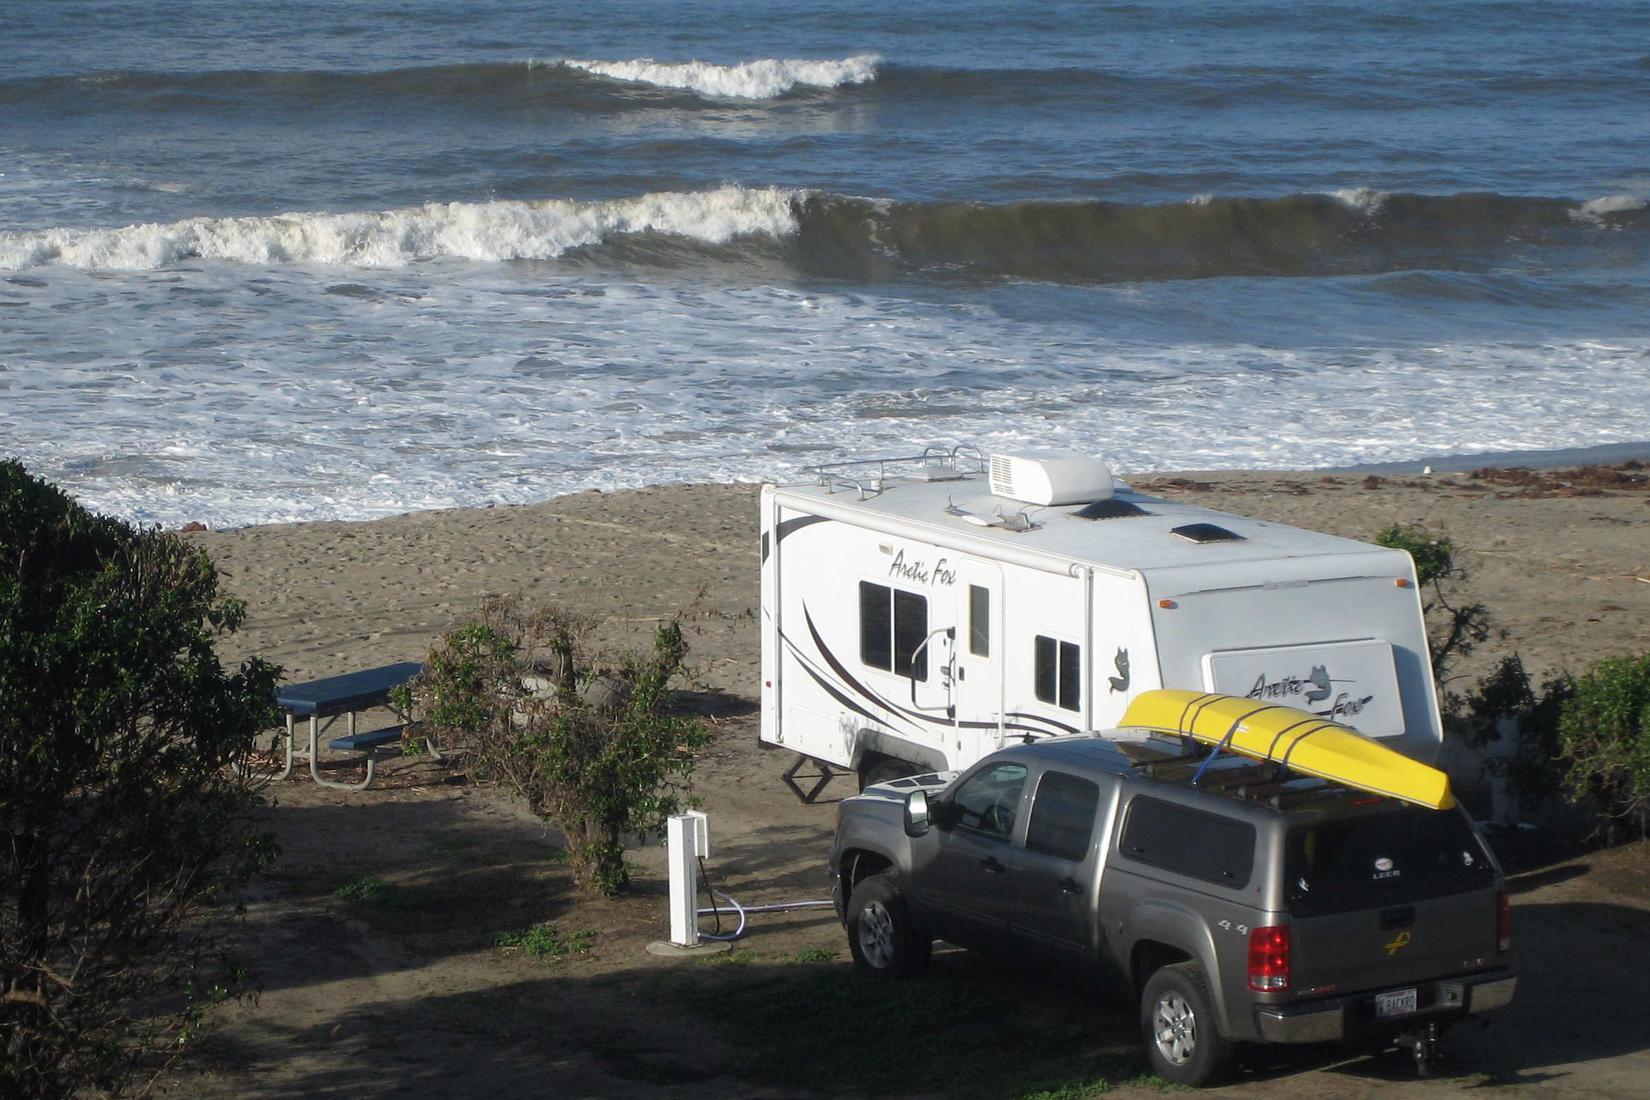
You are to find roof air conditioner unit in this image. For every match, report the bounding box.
[988,450,1115,506]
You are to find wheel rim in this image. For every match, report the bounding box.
[858,899,896,968]
[1153,990,1197,1065]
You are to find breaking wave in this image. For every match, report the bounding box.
[6,188,1646,281]
[0,56,881,114]
[0,187,801,270]
[1571,193,1650,224]
[557,55,881,99]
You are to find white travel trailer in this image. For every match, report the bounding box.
[758,445,1442,791]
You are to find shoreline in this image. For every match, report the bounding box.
[157,442,1650,536]
[1328,440,1650,476]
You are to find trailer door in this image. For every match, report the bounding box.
[953,559,1005,759]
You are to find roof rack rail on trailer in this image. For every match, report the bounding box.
[801,443,987,499]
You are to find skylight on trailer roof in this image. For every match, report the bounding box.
[1171,522,1245,544]
[1075,498,1151,520]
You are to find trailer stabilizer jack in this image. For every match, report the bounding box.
[781,753,841,804]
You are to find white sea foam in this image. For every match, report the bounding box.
[559,54,880,99]
[1326,187,1388,214]
[7,258,1650,529]
[0,186,803,271]
[1571,194,1648,224]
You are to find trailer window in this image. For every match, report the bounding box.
[894,590,929,680]
[1025,771,1100,862]
[859,582,892,669]
[1034,635,1081,711]
[1120,797,1255,888]
[859,582,929,680]
[968,584,990,657]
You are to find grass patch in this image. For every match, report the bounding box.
[492,922,595,962]
[658,962,1145,1099]
[333,875,414,910]
[1021,1074,1175,1099]
[1019,1083,1111,1100]
[793,947,837,963]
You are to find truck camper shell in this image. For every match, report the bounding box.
[759,445,1442,787]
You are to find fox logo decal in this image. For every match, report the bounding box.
[1108,647,1130,693]
[1304,665,1332,704]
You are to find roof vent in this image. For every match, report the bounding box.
[1171,522,1244,544]
[989,450,1114,506]
[1075,498,1150,520]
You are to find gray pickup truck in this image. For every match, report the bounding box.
[828,733,1516,1086]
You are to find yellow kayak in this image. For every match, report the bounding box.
[1118,689,1455,810]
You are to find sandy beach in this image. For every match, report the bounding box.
[171,466,1650,1098]
[194,464,1650,694]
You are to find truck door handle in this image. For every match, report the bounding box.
[1380,905,1415,930]
[981,856,1006,874]
[1059,877,1082,895]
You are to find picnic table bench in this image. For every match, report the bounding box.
[261,662,435,790]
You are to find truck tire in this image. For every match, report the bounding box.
[1140,961,1233,1087]
[846,874,931,979]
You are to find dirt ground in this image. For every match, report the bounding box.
[167,469,1650,1098]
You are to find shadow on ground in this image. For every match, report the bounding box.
[229,788,575,997]
[184,949,1148,1100]
[183,897,1650,1099]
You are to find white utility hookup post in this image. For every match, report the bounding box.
[666,810,710,947]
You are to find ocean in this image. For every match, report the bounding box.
[3,0,1648,527]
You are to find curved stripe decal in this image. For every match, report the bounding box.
[764,513,833,563]
[801,605,936,731]
[777,620,919,735]
[777,514,832,542]
[1003,710,1083,737]
[797,657,888,729]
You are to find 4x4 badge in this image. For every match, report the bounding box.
[1385,930,1413,956]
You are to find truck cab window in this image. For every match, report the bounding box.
[1034,635,1081,711]
[859,581,929,680]
[950,762,1027,838]
[1025,770,1100,861]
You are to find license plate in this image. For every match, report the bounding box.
[1376,988,1419,1018]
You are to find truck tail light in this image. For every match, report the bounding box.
[1247,924,1291,992]
[1496,890,1511,954]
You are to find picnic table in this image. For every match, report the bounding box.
[263,662,431,790]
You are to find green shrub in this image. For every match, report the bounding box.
[1,461,279,1098]
[1558,653,1650,840]
[1455,655,1571,813]
[1375,524,1491,684]
[405,596,711,895]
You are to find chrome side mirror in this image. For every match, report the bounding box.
[904,789,931,837]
